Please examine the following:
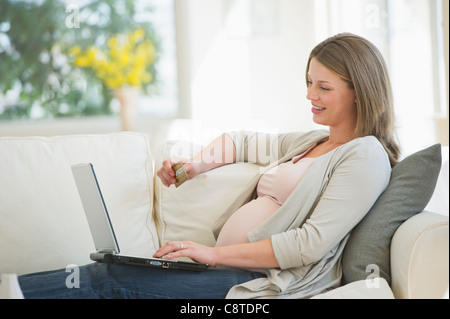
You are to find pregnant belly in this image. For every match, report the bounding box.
[215,196,281,247]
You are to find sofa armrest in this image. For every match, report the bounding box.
[390,211,449,299]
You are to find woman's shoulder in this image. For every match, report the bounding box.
[280,129,329,147]
[347,135,386,152]
[281,129,329,140]
[277,129,329,158]
[339,135,390,168]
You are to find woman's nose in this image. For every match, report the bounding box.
[306,86,318,101]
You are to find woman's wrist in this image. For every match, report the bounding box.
[212,239,279,270]
[183,161,202,180]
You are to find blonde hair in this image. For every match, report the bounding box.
[306,33,400,166]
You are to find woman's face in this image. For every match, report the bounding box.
[306,58,357,132]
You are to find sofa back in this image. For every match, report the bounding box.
[0,132,158,275]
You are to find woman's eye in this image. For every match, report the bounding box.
[307,80,330,91]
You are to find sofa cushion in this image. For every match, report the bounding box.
[153,141,260,248]
[0,132,159,276]
[341,144,442,285]
[311,278,395,299]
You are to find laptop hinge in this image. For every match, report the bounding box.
[90,252,114,263]
[97,249,115,254]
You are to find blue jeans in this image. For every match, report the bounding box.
[18,262,265,299]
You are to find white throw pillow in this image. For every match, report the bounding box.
[0,132,158,276]
[153,140,261,247]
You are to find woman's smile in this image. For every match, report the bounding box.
[312,104,326,114]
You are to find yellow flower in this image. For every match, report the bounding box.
[74,55,91,67]
[69,29,156,89]
[126,72,140,87]
[142,71,152,83]
[107,36,118,49]
[118,51,131,66]
[68,45,81,57]
[130,28,145,43]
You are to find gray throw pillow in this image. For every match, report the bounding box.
[341,144,442,285]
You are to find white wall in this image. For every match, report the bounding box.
[439,0,449,146]
[174,0,321,144]
[248,0,318,132]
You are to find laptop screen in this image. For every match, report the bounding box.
[71,163,120,254]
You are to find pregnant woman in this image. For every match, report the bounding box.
[19,33,399,299]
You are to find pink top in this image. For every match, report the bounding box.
[215,147,318,247]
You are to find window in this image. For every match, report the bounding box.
[133,0,178,117]
[0,0,178,121]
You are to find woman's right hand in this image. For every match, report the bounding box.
[156,157,199,188]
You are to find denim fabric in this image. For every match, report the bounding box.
[18,263,265,299]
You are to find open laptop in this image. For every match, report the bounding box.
[71,163,209,271]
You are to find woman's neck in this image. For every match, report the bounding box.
[327,127,356,145]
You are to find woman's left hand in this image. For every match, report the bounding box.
[153,241,218,267]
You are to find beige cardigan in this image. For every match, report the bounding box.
[214,130,391,299]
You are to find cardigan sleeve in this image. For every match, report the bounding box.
[225,130,329,165]
[225,130,282,165]
[271,137,391,270]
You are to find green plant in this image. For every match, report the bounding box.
[0,0,66,118]
[0,0,159,120]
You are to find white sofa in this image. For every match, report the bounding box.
[0,132,448,299]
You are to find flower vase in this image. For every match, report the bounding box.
[114,86,140,131]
